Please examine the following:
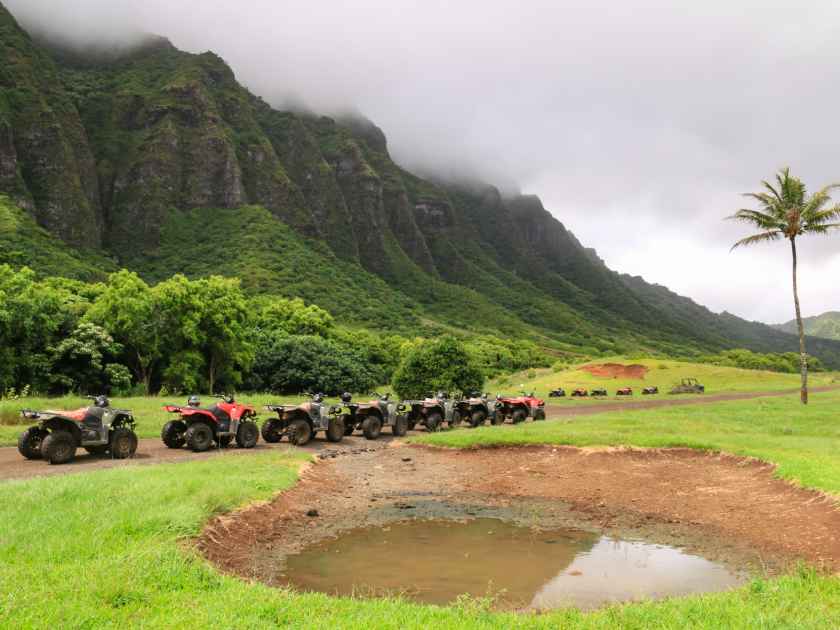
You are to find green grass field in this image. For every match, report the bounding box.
[1,422,838,628]
[491,357,839,400]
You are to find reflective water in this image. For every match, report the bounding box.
[281,518,744,609]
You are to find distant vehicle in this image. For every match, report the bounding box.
[669,378,705,395]
[163,394,259,452]
[402,392,460,432]
[454,392,503,428]
[18,395,138,465]
[616,387,633,396]
[495,391,546,423]
[571,388,589,397]
[262,393,345,446]
[338,392,407,439]
[548,388,566,398]
[642,386,659,395]
[591,388,608,397]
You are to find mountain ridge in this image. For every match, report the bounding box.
[773,312,840,341]
[2,1,839,367]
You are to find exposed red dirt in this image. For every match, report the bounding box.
[580,362,649,378]
[198,445,840,586]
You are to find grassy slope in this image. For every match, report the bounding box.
[2,400,840,628]
[0,195,114,281]
[416,390,840,496]
[490,357,839,400]
[775,312,840,341]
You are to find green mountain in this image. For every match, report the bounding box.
[2,1,839,367]
[773,312,840,342]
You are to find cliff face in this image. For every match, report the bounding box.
[2,0,837,366]
[0,4,101,246]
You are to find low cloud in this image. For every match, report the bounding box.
[7,0,840,322]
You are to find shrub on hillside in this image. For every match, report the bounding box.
[392,336,484,399]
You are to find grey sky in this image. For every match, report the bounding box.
[8,0,840,323]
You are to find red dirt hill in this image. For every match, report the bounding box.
[581,363,649,379]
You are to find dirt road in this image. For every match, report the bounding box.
[1,385,836,481]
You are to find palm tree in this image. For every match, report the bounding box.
[728,167,840,404]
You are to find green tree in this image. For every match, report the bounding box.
[729,167,840,404]
[49,322,123,394]
[85,271,161,394]
[392,335,484,399]
[247,334,378,395]
[191,276,253,394]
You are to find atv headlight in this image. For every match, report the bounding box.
[330,405,342,414]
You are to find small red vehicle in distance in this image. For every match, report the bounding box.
[161,394,259,452]
[495,391,546,424]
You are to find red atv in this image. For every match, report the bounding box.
[17,395,138,465]
[571,388,589,397]
[616,387,633,396]
[495,391,546,424]
[161,394,259,452]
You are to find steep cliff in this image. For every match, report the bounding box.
[1,1,837,366]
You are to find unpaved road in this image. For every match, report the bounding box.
[200,445,840,591]
[1,385,837,482]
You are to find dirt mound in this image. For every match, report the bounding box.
[581,362,649,379]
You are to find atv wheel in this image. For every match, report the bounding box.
[185,422,214,452]
[17,427,46,460]
[342,415,355,436]
[511,409,527,424]
[425,412,443,432]
[326,416,345,443]
[470,410,487,428]
[288,419,312,446]
[110,428,138,459]
[534,408,546,421]
[161,420,187,448]
[362,416,383,440]
[393,414,408,437]
[261,419,283,443]
[491,411,505,425]
[84,445,109,456]
[236,421,259,449]
[41,431,76,465]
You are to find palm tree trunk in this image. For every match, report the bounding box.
[790,238,808,404]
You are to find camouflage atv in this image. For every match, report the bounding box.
[591,388,608,397]
[262,393,345,446]
[454,391,503,428]
[669,378,705,394]
[642,386,659,395]
[339,392,408,440]
[402,392,459,432]
[18,395,138,465]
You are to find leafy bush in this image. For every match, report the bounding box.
[246,334,379,395]
[697,348,824,373]
[392,336,484,398]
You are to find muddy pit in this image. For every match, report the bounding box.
[199,445,840,611]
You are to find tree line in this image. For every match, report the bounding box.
[0,266,548,397]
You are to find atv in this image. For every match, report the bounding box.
[162,394,259,452]
[454,391,503,428]
[669,378,705,395]
[548,388,566,398]
[571,388,589,397]
[18,395,138,465]
[642,386,659,395]
[339,392,408,440]
[616,387,633,396]
[402,392,460,432]
[591,388,608,397]
[496,391,546,424]
[262,393,345,446]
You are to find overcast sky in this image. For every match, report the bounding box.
[8,0,840,323]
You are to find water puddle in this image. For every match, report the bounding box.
[280,518,744,610]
